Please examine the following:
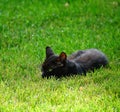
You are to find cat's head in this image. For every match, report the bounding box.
[41,46,67,78]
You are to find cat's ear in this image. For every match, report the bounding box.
[46,46,54,58]
[59,52,67,62]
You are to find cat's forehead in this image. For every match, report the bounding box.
[45,55,58,63]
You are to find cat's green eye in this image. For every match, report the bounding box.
[48,69,52,72]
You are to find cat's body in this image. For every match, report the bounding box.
[41,47,108,78]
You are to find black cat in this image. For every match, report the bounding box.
[41,46,108,78]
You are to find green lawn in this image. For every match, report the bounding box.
[0,0,120,111]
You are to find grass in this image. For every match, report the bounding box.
[0,0,120,111]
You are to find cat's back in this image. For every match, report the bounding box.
[68,48,108,66]
[78,48,107,61]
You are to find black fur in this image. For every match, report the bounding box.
[41,46,108,78]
